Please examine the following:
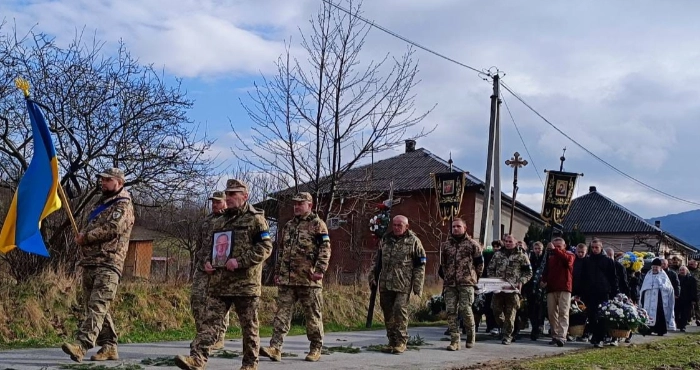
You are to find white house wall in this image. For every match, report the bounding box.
[473,195,536,243]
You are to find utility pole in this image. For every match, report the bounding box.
[492,87,502,241]
[505,152,528,235]
[479,73,501,245]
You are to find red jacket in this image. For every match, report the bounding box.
[542,247,575,293]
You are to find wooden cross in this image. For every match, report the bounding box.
[505,152,528,234]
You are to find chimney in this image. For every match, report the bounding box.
[655,220,661,229]
[405,139,416,153]
[589,186,597,193]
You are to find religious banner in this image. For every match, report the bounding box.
[540,170,580,224]
[431,171,468,221]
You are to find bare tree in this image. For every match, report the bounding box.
[0,25,215,281]
[139,199,208,280]
[234,0,433,218]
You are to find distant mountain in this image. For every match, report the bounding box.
[647,209,700,247]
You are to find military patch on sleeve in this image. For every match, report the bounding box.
[413,256,427,267]
[260,231,271,240]
[112,211,123,220]
[320,234,330,242]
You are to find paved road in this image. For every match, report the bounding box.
[0,326,683,370]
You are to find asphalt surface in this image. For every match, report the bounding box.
[0,325,683,370]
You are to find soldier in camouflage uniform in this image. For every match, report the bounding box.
[439,218,484,350]
[486,234,532,345]
[190,191,228,351]
[688,260,700,324]
[260,192,331,362]
[175,179,273,370]
[61,168,135,363]
[369,215,426,354]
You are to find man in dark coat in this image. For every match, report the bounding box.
[525,241,546,340]
[581,239,618,348]
[605,248,629,298]
[676,266,698,331]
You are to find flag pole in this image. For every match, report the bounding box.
[56,183,79,234]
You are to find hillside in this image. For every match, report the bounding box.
[648,209,700,248]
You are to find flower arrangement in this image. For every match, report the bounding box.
[368,211,390,238]
[472,292,486,312]
[618,252,645,272]
[569,296,588,326]
[426,294,445,314]
[598,294,648,332]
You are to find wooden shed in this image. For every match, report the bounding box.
[123,226,160,280]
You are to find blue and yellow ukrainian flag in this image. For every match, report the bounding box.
[0,81,61,257]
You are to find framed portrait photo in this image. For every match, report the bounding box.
[212,231,232,268]
[442,179,455,196]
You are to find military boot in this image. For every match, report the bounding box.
[174,355,205,370]
[465,327,475,349]
[446,334,460,351]
[305,348,321,362]
[61,342,86,363]
[392,343,407,354]
[259,346,282,361]
[239,365,258,370]
[90,344,119,361]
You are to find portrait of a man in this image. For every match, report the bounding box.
[443,180,455,196]
[555,180,568,197]
[212,231,232,267]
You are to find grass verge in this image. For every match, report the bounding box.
[0,270,442,349]
[456,332,700,370]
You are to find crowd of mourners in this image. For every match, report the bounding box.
[444,234,699,349]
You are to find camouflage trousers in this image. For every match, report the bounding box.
[444,286,475,342]
[191,295,260,367]
[76,267,120,349]
[190,269,229,348]
[269,285,324,350]
[379,291,410,347]
[491,292,520,341]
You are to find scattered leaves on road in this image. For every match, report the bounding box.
[140,356,176,366]
[407,333,432,346]
[322,344,361,354]
[211,349,241,358]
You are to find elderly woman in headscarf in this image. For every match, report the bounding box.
[640,258,676,336]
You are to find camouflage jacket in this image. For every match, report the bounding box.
[207,203,273,297]
[370,230,426,295]
[486,247,533,288]
[440,235,484,287]
[689,267,700,285]
[79,188,135,276]
[276,213,331,288]
[194,212,224,271]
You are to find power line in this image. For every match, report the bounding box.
[321,0,483,75]
[501,94,544,186]
[322,0,700,207]
[500,81,700,207]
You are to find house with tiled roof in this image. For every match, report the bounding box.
[562,186,699,258]
[261,140,544,283]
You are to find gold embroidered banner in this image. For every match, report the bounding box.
[432,172,468,221]
[541,170,580,224]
